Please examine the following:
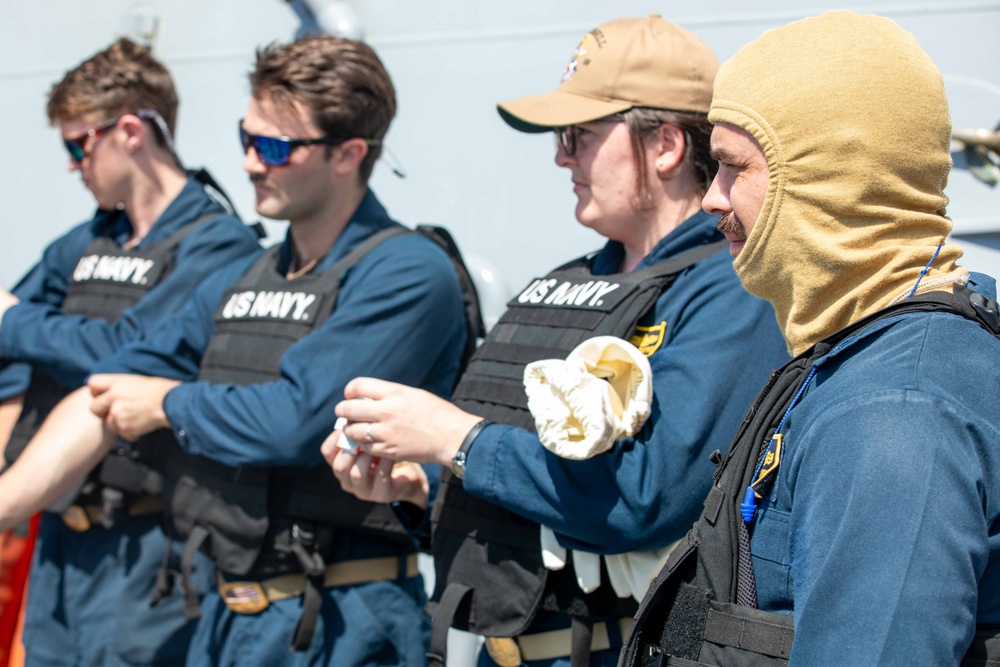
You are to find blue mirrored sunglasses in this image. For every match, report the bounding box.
[239,121,355,166]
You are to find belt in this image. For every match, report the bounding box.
[61,494,165,532]
[484,617,634,665]
[218,553,419,615]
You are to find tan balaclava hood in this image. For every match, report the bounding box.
[710,11,968,355]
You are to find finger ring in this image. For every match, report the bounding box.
[364,422,374,443]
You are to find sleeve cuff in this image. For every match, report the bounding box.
[459,423,508,502]
[163,384,191,451]
[0,303,27,357]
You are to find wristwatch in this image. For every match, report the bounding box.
[450,419,492,480]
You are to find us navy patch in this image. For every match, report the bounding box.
[516,278,620,308]
[72,255,156,285]
[221,290,319,322]
[630,321,667,357]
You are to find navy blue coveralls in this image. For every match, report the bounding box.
[0,176,262,667]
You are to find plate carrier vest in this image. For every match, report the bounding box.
[156,224,484,651]
[3,170,257,527]
[619,286,1000,667]
[427,240,726,667]
[5,212,219,523]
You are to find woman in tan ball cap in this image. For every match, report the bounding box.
[327,15,788,667]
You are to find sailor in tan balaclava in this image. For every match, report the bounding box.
[618,11,1000,667]
[708,11,969,355]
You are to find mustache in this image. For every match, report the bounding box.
[716,213,744,238]
[249,174,267,185]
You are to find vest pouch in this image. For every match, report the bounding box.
[163,453,269,576]
[97,433,169,496]
[624,535,706,665]
[428,474,549,637]
[271,464,411,545]
[695,600,792,666]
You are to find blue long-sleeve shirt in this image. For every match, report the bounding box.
[0,175,262,393]
[751,275,1000,666]
[94,190,467,470]
[461,211,789,554]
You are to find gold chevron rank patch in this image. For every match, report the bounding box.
[630,321,667,357]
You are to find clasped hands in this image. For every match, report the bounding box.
[86,373,180,441]
[321,377,484,510]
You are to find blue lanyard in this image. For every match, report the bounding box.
[740,336,853,524]
[740,243,944,524]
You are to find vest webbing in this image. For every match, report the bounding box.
[427,241,726,664]
[620,286,1000,667]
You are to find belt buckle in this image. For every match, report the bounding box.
[218,580,270,614]
[484,636,522,667]
[61,505,91,532]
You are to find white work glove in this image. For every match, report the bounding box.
[529,336,665,599]
[604,542,679,600]
[524,336,652,460]
[539,527,679,600]
[539,525,602,594]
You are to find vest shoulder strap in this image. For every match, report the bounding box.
[314,223,486,373]
[189,166,266,239]
[551,239,728,279]
[231,222,402,303]
[630,240,729,281]
[414,224,487,374]
[816,284,1000,355]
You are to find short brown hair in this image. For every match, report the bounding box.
[250,35,396,183]
[46,38,178,143]
[624,107,717,210]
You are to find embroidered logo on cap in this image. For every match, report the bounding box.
[561,33,591,82]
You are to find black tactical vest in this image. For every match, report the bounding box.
[4,219,203,472]
[156,225,484,642]
[620,286,1000,667]
[162,229,415,577]
[427,241,726,661]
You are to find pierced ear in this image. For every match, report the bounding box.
[332,138,370,175]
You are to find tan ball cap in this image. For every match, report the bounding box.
[498,15,718,133]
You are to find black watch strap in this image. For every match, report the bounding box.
[450,419,492,480]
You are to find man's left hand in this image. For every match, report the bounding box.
[322,429,430,509]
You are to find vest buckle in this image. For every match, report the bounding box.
[218,580,270,615]
[483,637,523,667]
[61,505,92,532]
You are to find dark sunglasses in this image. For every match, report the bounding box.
[63,117,121,162]
[554,115,625,156]
[239,121,354,167]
